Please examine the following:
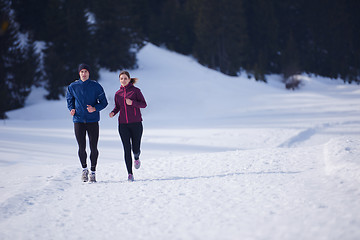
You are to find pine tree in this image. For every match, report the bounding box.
[323,0,355,81]
[11,0,49,41]
[0,0,39,118]
[43,0,98,99]
[281,32,300,78]
[244,0,279,81]
[88,0,143,71]
[193,0,248,76]
[346,0,360,83]
[149,0,195,55]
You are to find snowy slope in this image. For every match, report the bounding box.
[0,43,360,240]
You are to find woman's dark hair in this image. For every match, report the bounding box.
[119,70,138,84]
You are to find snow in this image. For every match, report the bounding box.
[1,43,360,240]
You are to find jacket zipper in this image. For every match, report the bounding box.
[124,87,129,123]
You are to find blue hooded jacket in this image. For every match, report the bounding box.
[66,79,108,123]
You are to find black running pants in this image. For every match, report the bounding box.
[74,122,99,171]
[118,122,143,174]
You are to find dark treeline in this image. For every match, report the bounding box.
[1,0,359,118]
[147,0,360,82]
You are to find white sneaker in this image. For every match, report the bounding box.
[81,169,89,182]
[89,172,96,183]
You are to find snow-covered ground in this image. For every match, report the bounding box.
[1,44,360,240]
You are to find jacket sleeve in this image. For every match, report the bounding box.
[94,85,108,112]
[111,93,120,115]
[66,85,75,111]
[132,89,147,109]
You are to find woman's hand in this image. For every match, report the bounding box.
[125,98,133,105]
[109,112,115,118]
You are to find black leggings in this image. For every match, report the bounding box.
[74,122,99,171]
[118,122,143,174]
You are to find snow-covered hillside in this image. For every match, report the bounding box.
[0,44,360,240]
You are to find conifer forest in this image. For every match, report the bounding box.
[1,0,359,118]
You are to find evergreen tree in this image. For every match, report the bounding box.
[0,0,39,118]
[322,0,355,81]
[193,0,248,76]
[139,0,167,45]
[88,0,143,71]
[244,0,279,81]
[43,0,98,99]
[148,0,195,55]
[11,0,49,41]
[280,31,302,89]
[346,0,360,83]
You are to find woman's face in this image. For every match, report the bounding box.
[119,74,130,87]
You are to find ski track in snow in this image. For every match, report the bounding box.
[278,121,360,148]
[1,44,360,239]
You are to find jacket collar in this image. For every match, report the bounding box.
[79,78,91,83]
[121,83,133,89]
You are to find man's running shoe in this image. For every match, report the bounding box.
[82,169,89,182]
[89,172,96,183]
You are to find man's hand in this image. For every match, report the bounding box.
[70,109,76,116]
[87,105,96,113]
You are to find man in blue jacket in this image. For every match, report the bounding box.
[66,63,108,183]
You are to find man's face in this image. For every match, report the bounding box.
[79,69,89,81]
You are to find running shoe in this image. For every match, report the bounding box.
[134,159,141,169]
[128,174,134,182]
[89,172,96,183]
[82,169,89,182]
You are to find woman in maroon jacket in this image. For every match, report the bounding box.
[109,71,147,181]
